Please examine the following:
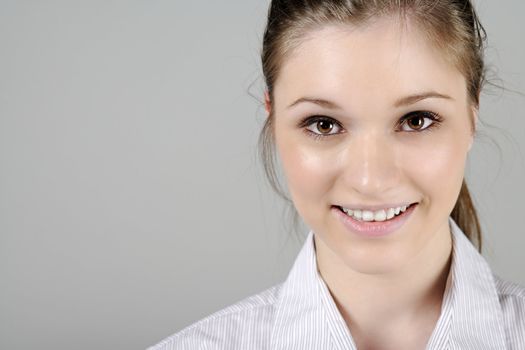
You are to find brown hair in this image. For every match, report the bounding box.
[259,0,485,251]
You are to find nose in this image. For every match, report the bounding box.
[342,132,401,196]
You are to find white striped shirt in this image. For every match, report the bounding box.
[148,218,525,349]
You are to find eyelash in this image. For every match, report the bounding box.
[298,111,443,141]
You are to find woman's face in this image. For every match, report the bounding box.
[270,18,476,274]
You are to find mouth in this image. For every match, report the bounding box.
[331,202,419,237]
[333,202,419,222]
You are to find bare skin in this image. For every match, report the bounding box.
[317,223,451,349]
[266,17,476,349]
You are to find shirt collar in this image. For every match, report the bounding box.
[441,217,507,349]
[271,218,507,350]
[270,225,356,349]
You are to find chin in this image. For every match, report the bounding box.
[323,221,420,275]
[341,244,413,275]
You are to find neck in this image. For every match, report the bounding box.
[315,223,453,333]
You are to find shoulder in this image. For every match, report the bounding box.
[493,275,525,344]
[494,274,525,309]
[495,275,525,299]
[147,284,283,350]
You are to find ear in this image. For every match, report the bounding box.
[468,106,479,151]
[264,91,272,116]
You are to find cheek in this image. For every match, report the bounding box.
[402,131,469,206]
[275,131,337,211]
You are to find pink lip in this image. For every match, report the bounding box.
[331,204,417,238]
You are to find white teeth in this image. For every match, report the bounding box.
[374,209,387,222]
[362,210,374,221]
[340,204,413,222]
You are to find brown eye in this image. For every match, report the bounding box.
[407,115,424,130]
[400,111,438,132]
[304,116,342,136]
[317,120,334,134]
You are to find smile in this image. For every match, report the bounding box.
[338,204,413,222]
[332,203,419,238]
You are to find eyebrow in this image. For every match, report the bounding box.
[287,97,342,110]
[393,91,453,107]
[287,91,453,109]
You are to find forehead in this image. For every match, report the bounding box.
[274,18,467,109]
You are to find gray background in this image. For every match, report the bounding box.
[0,1,524,349]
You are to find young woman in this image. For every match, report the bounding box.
[149,1,525,349]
